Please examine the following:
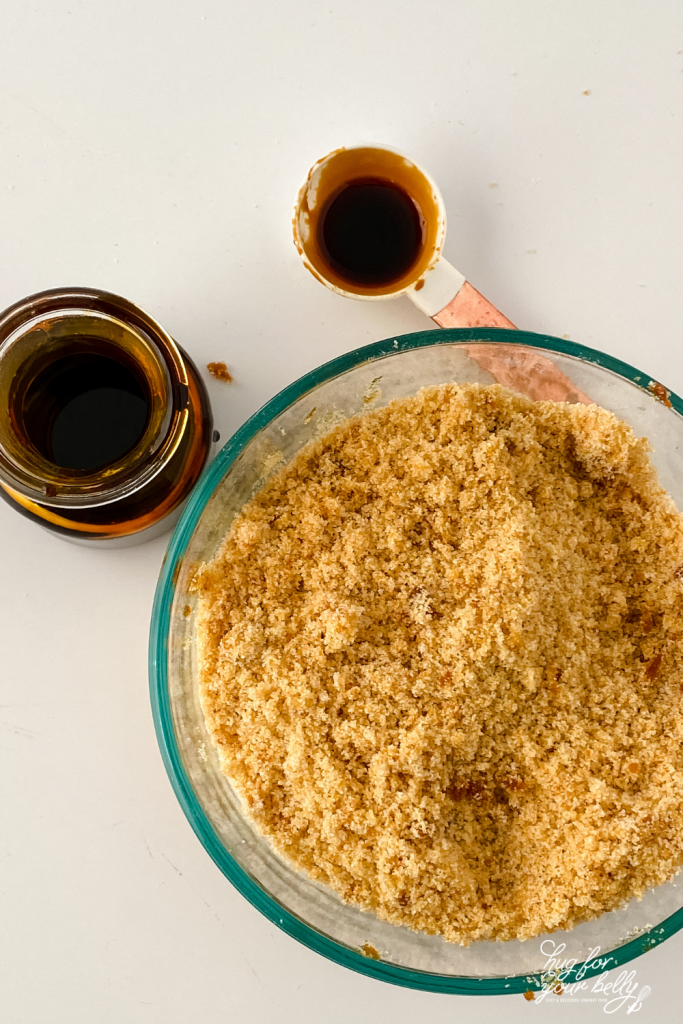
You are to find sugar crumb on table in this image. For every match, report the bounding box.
[207,361,233,383]
[195,383,683,945]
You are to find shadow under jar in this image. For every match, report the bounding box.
[0,288,213,546]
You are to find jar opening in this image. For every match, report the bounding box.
[20,348,151,473]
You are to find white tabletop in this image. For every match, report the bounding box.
[3,2,683,1021]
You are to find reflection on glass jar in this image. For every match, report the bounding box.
[0,287,213,546]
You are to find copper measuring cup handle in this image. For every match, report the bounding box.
[434,281,516,331]
[408,259,592,405]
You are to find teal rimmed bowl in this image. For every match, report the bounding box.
[149,328,683,994]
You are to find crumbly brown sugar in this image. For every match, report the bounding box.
[195,383,683,944]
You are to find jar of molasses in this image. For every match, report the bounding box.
[0,288,213,546]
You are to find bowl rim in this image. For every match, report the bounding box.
[149,326,683,995]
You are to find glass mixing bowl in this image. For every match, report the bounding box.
[149,327,683,994]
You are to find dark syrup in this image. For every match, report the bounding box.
[23,350,149,471]
[319,178,423,286]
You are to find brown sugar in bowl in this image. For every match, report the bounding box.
[150,327,683,993]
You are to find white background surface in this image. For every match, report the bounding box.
[2,2,683,1021]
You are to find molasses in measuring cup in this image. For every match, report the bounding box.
[292,144,590,404]
[292,143,515,328]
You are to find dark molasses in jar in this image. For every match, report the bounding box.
[0,287,213,545]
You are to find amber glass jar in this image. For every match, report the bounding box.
[0,288,213,545]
